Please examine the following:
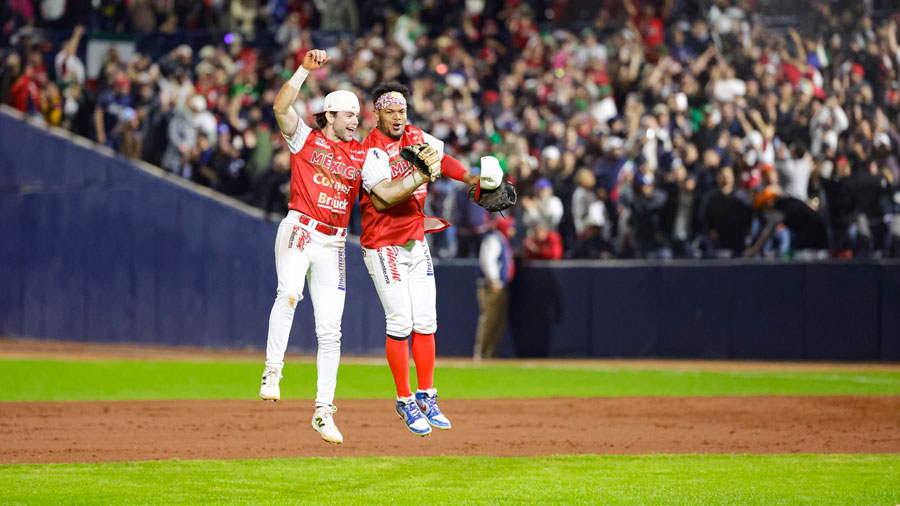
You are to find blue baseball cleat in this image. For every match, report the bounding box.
[415,388,452,430]
[396,396,432,436]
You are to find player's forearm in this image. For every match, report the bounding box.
[273,67,308,135]
[273,67,309,114]
[440,155,478,185]
[371,171,428,210]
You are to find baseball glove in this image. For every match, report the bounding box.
[400,143,442,182]
[469,180,518,212]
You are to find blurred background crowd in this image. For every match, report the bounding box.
[2,0,900,260]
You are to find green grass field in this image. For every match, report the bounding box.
[2,359,900,401]
[1,357,898,505]
[3,455,899,506]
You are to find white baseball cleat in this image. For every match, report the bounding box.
[259,366,282,401]
[311,405,344,444]
[396,396,432,436]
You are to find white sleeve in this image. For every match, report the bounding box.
[479,234,502,282]
[421,131,445,160]
[832,106,849,134]
[361,148,392,193]
[54,51,65,77]
[547,196,564,228]
[281,114,313,154]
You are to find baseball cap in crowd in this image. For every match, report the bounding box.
[189,94,207,112]
[534,177,552,191]
[851,63,865,78]
[875,132,891,148]
[542,145,561,161]
[321,90,359,114]
[603,136,624,151]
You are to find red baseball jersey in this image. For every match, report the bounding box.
[359,125,450,249]
[282,117,368,228]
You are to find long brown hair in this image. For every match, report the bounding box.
[313,112,329,130]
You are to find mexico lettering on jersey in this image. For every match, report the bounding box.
[281,116,371,228]
[359,125,450,249]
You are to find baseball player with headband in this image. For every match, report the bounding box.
[260,53,441,445]
[359,82,516,436]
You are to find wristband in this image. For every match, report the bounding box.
[288,67,310,89]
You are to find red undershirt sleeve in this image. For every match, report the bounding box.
[440,154,468,182]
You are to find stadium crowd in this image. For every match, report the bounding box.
[2,0,900,260]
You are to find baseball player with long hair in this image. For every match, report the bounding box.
[359,82,505,436]
[261,53,441,445]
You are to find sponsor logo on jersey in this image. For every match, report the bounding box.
[317,192,349,213]
[387,144,400,158]
[337,247,346,291]
[309,149,360,180]
[349,149,366,162]
[315,136,330,148]
[313,173,352,194]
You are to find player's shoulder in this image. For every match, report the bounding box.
[361,130,379,147]
[342,139,367,162]
[404,124,425,143]
[345,138,364,149]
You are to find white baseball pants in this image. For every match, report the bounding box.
[362,239,437,338]
[265,211,347,407]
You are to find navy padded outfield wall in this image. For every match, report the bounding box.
[1,110,898,359]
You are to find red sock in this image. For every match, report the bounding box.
[411,331,435,391]
[385,335,412,398]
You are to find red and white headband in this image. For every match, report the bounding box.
[375,91,407,111]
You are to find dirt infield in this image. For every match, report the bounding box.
[2,339,899,463]
[2,396,899,463]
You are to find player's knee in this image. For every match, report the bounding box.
[386,317,412,338]
[276,290,304,309]
[317,332,341,354]
[412,316,437,335]
[316,320,341,344]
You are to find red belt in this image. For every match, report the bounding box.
[297,213,346,237]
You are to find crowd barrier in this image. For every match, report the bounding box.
[1,109,898,360]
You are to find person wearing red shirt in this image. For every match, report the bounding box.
[9,63,40,113]
[359,82,491,436]
[523,224,564,260]
[261,52,435,445]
